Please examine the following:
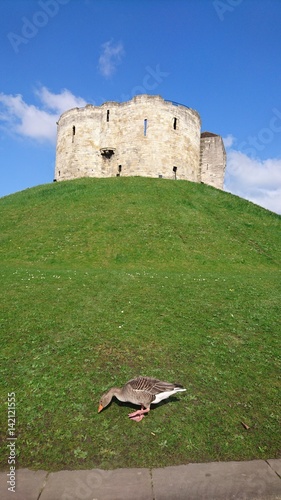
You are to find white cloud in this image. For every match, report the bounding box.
[223,134,235,148]
[0,87,87,143]
[35,86,87,115]
[98,40,124,78]
[224,148,281,214]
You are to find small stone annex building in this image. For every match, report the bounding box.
[54,94,226,189]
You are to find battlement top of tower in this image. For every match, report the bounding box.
[57,94,201,124]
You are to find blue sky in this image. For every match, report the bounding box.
[1,0,281,213]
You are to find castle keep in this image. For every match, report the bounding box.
[55,94,226,189]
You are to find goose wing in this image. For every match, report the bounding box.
[128,376,183,392]
[126,376,183,403]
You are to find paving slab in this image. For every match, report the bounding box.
[268,460,281,478]
[1,460,281,500]
[152,460,281,500]
[0,468,48,500]
[39,467,153,500]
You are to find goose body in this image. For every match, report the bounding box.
[98,376,186,421]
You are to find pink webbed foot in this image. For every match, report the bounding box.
[128,407,150,422]
[128,409,144,418]
[129,414,145,422]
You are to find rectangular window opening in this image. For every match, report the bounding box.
[144,118,147,136]
[173,118,177,130]
[107,110,110,122]
[72,125,75,143]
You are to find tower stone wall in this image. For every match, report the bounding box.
[55,94,226,189]
[200,132,226,189]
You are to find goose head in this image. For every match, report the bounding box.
[98,388,115,413]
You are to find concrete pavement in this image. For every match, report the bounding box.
[0,459,281,500]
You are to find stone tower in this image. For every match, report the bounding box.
[200,132,226,189]
[55,94,226,189]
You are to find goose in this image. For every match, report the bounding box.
[98,376,186,421]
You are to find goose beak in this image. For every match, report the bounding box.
[98,403,103,413]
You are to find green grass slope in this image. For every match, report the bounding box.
[0,177,280,471]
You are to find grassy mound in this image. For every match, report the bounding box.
[0,177,280,470]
